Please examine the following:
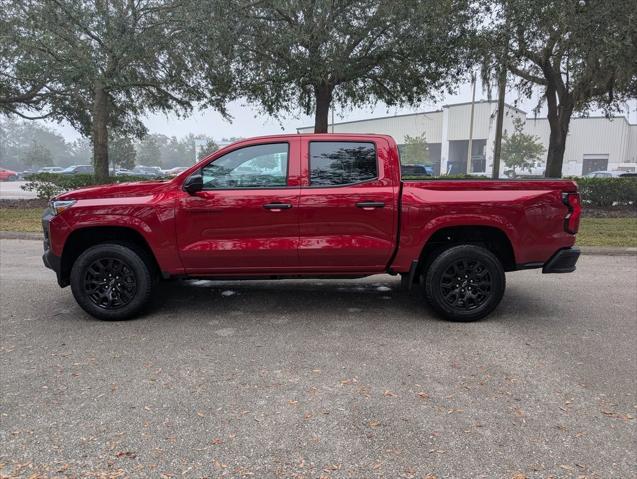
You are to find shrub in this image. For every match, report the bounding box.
[573,177,637,208]
[21,173,160,200]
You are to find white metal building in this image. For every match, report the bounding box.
[297,101,637,177]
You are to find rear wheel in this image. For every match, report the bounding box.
[424,244,505,322]
[70,243,154,320]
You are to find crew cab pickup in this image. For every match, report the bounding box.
[42,134,581,321]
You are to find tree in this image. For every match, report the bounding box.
[0,118,69,169]
[134,133,219,167]
[208,0,475,133]
[109,136,136,169]
[0,8,64,118]
[501,117,545,176]
[1,0,233,181]
[480,0,637,177]
[68,138,93,167]
[162,136,189,167]
[197,137,219,160]
[24,140,53,169]
[401,133,430,165]
[136,135,163,167]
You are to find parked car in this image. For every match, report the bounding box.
[61,165,94,175]
[585,171,617,178]
[162,166,189,177]
[38,166,65,174]
[0,167,18,181]
[17,170,35,180]
[113,168,137,177]
[401,164,432,177]
[133,165,163,178]
[42,133,581,322]
[585,170,637,178]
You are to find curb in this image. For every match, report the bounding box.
[1,231,636,256]
[579,246,637,256]
[1,231,44,240]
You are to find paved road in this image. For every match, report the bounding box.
[1,239,635,478]
[0,182,36,199]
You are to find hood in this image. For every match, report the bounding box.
[56,180,171,200]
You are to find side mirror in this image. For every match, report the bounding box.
[183,172,203,194]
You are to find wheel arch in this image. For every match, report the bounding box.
[60,226,160,286]
[418,225,516,274]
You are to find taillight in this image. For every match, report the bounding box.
[562,192,581,234]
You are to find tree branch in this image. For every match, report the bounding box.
[0,82,49,105]
[0,106,56,120]
[507,63,547,85]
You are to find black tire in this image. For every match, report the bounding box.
[8,175,17,181]
[70,243,153,320]
[424,244,505,322]
[400,273,411,290]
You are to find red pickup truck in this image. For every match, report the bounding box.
[43,134,581,322]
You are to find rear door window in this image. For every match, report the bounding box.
[309,141,377,186]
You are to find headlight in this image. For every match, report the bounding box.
[49,199,76,215]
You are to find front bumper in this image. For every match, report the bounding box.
[42,209,67,287]
[542,247,580,274]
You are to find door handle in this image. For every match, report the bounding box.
[356,201,385,209]
[263,203,293,210]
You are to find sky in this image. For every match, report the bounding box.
[42,78,637,143]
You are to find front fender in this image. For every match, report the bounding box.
[52,200,183,274]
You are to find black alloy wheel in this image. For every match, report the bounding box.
[84,257,137,310]
[70,243,154,320]
[424,244,505,322]
[439,258,491,311]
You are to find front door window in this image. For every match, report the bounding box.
[201,143,288,189]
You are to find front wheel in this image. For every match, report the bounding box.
[424,244,505,322]
[70,243,154,320]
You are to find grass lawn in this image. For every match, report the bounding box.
[1,208,636,248]
[576,217,637,247]
[0,208,43,233]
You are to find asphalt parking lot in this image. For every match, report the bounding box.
[0,182,36,200]
[1,239,635,478]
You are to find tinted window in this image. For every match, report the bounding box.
[201,143,288,189]
[309,141,377,186]
[401,165,430,177]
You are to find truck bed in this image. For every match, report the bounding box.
[391,179,578,271]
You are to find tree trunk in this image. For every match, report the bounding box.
[492,64,507,179]
[544,88,573,178]
[313,83,332,133]
[93,82,109,182]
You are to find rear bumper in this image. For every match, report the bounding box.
[542,247,580,274]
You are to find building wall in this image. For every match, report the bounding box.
[297,111,443,144]
[629,125,637,165]
[525,117,637,175]
[297,101,637,176]
[447,102,492,140]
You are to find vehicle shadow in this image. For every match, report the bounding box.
[136,276,555,326]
